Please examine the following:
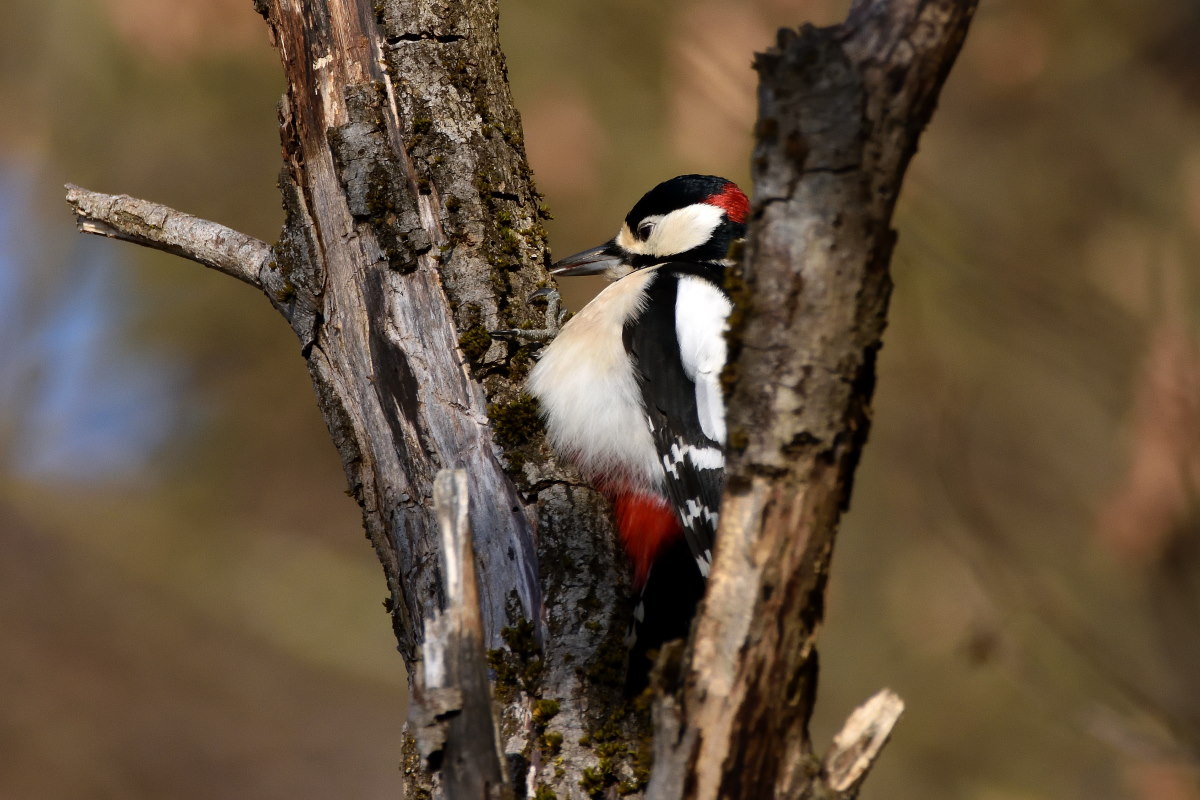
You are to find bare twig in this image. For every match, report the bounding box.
[65,184,268,288]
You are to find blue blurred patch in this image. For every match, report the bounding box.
[0,168,180,482]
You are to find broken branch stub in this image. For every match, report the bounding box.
[823,690,906,797]
[409,469,508,798]
[65,184,269,287]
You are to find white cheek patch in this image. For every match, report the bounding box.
[615,224,636,252]
[648,204,724,259]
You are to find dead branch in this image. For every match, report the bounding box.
[65,184,268,287]
[823,690,906,798]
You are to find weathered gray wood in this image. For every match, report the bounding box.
[647,2,977,799]
[72,1,635,796]
[823,690,905,798]
[255,2,633,797]
[408,469,508,799]
[65,184,269,286]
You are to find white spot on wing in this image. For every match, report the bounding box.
[684,444,724,470]
[663,451,679,478]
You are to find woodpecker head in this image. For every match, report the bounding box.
[551,174,749,279]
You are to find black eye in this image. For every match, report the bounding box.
[637,221,654,240]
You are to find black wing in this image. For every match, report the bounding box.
[623,263,727,576]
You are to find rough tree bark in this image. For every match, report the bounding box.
[648,4,978,799]
[65,0,975,798]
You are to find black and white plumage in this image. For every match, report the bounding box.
[526,175,748,686]
[623,261,729,577]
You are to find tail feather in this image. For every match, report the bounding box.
[604,488,707,694]
[624,536,706,695]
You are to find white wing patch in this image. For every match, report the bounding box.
[674,276,732,444]
[662,441,724,478]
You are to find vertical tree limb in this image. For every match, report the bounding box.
[71,0,632,795]
[254,2,631,797]
[648,2,977,799]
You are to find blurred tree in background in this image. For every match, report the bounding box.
[1,0,1198,798]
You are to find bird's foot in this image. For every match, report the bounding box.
[490,287,567,343]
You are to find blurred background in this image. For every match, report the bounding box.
[1,0,1198,797]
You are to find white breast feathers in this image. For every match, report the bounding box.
[527,269,662,492]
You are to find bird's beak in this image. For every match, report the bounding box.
[550,243,624,276]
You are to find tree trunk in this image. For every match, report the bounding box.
[66,0,976,797]
[255,1,636,796]
[649,4,977,798]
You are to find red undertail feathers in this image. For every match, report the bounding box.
[611,491,683,589]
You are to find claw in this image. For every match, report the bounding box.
[488,287,564,345]
[489,327,557,343]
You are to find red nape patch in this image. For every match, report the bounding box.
[707,182,750,224]
[612,492,682,589]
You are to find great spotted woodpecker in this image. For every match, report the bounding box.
[526,175,748,682]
